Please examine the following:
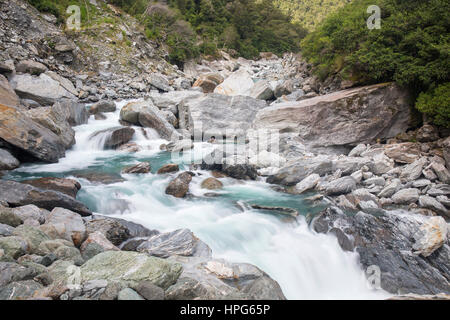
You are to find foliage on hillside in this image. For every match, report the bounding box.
[301,0,450,127]
[273,0,352,31]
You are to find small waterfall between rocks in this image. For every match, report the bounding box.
[6,101,389,300]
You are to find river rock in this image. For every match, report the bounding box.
[392,188,420,205]
[80,231,119,253]
[248,80,274,100]
[0,236,28,259]
[22,177,81,198]
[89,127,135,149]
[44,208,87,247]
[80,251,182,289]
[0,103,66,162]
[0,148,19,170]
[0,75,20,108]
[85,218,132,246]
[166,257,285,300]
[15,60,47,75]
[157,163,179,174]
[137,229,212,259]
[416,124,439,142]
[118,288,144,300]
[0,180,91,216]
[138,104,180,140]
[193,73,224,93]
[214,69,254,96]
[200,177,223,190]
[348,144,367,157]
[165,172,193,198]
[149,74,172,92]
[443,137,450,170]
[0,224,14,237]
[294,173,320,194]
[135,281,165,300]
[313,207,450,295]
[178,93,267,137]
[400,158,427,182]
[369,153,395,175]
[12,225,50,253]
[430,162,450,184]
[89,100,116,114]
[383,142,421,164]
[378,179,402,198]
[325,176,356,196]
[253,83,411,151]
[55,99,89,126]
[418,196,448,217]
[10,73,76,105]
[0,280,43,300]
[122,162,151,174]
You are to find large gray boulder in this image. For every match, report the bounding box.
[214,69,254,96]
[89,127,135,149]
[0,104,66,162]
[0,148,19,170]
[253,83,411,150]
[10,72,76,105]
[179,93,267,137]
[0,74,20,108]
[313,207,450,295]
[0,180,91,217]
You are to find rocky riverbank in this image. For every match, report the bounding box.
[0,0,449,300]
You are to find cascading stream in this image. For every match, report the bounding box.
[8,101,389,300]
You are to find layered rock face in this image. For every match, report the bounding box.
[253,83,411,151]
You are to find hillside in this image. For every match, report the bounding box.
[274,0,352,31]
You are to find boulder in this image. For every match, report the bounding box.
[135,281,165,300]
[383,143,421,164]
[122,162,151,174]
[192,73,224,93]
[0,207,23,227]
[0,280,43,300]
[157,163,179,174]
[10,73,76,105]
[89,100,116,114]
[392,188,420,205]
[138,104,180,140]
[80,231,119,253]
[137,229,212,259]
[0,74,20,108]
[89,127,135,149]
[369,153,395,175]
[80,251,182,289]
[418,196,448,217]
[0,180,91,216]
[118,288,145,300]
[85,218,132,246]
[149,74,172,92]
[44,208,87,246]
[431,162,450,184]
[313,207,450,295]
[416,124,439,142]
[0,148,19,170]
[0,103,66,162]
[0,236,28,259]
[248,80,274,100]
[214,69,254,96]
[400,158,427,182]
[443,137,450,170]
[12,225,50,253]
[21,177,81,198]
[378,179,402,198]
[11,205,46,225]
[325,176,356,196]
[15,60,47,75]
[348,144,367,157]
[200,177,223,190]
[54,99,89,126]
[165,172,193,198]
[178,93,267,137]
[253,83,411,150]
[294,174,320,194]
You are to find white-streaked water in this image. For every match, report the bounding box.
[10,100,389,299]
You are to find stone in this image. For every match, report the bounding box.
[193,73,224,93]
[251,205,299,218]
[364,176,386,187]
[0,280,43,300]
[325,176,356,196]
[383,143,421,164]
[10,73,76,105]
[294,174,320,194]
[179,93,267,137]
[214,69,254,96]
[80,251,182,289]
[253,83,411,151]
[400,158,427,182]
[248,80,274,100]
[89,100,116,114]
[54,245,83,265]
[157,163,179,174]
[85,218,132,246]
[369,153,395,175]
[22,178,81,198]
[137,229,212,259]
[0,74,20,108]
[0,103,66,162]
[348,144,367,157]
[12,225,50,253]
[165,172,193,198]
[74,172,125,185]
[11,205,46,225]
[443,137,450,170]
[0,237,28,259]
[412,216,447,257]
[378,179,402,198]
[89,127,135,149]
[122,162,151,174]
[416,124,439,142]
[44,208,87,247]
[418,196,448,217]
[57,100,89,126]
[0,180,91,216]
[165,140,194,153]
[138,103,180,140]
[149,73,172,92]
[0,207,23,227]
[135,281,165,300]
[437,195,450,208]
[15,60,47,75]
[118,288,145,300]
[0,148,20,170]
[36,239,74,256]
[430,162,450,184]
[249,150,286,168]
[392,188,420,205]
[0,262,37,287]
[80,231,119,253]
[0,224,14,237]
[200,178,223,190]
[313,207,450,295]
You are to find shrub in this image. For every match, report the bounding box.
[416,83,450,128]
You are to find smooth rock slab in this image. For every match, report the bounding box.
[392,188,420,205]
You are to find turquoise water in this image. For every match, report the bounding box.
[2,100,388,299]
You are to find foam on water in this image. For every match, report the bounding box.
[11,100,389,299]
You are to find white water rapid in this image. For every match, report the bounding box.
[10,101,389,299]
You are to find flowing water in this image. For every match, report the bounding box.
[4,100,389,299]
